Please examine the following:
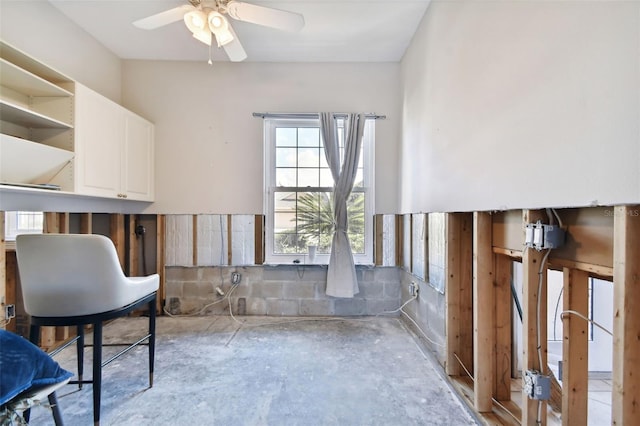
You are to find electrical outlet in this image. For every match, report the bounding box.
[5,304,16,320]
[524,370,550,400]
[231,272,241,285]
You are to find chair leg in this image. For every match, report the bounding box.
[24,324,40,423]
[92,322,102,426]
[76,325,85,390]
[148,298,156,388]
[48,391,65,426]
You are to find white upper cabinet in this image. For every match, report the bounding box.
[74,84,154,201]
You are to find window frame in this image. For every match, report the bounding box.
[263,117,375,265]
[4,211,44,242]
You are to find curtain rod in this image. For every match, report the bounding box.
[252,112,386,120]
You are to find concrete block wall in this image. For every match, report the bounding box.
[165,265,401,317]
[398,268,447,365]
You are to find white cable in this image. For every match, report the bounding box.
[452,353,521,425]
[381,294,417,315]
[535,248,551,426]
[536,249,551,374]
[551,208,564,228]
[399,308,445,348]
[561,309,612,336]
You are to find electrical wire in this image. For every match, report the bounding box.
[551,208,564,228]
[535,248,551,426]
[561,309,612,336]
[452,352,521,425]
[552,287,564,341]
[536,249,551,374]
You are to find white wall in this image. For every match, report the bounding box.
[122,60,401,214]
[0,0,122,103]
[400,1,640,213]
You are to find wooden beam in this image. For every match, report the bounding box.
[254,214,264,265]
[561,267,589,426]
[128,215,139,276]
[374,214,383,266]
[395,215,404,267]
[0,212,5,331]
[446,212,474,377]
[156,215,166,313]
[522,209,548,426]
[227,214,232,266]
[612,205,640,425]
[5,252,17,333]
[57,212,70,234]
[192,215,198,266]
[43,212,59,234]
[494,254,512,401]
[109,214,126,269]
[473,211,495,412]
[79,213,92,234]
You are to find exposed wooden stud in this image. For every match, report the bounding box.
[549,259,613,280]
[395,215,404,267]
[409,215,414,273]
[0,212,5,331]
[128,215,139,276]
[494,254,512,401]
[192,215,198,266]
[473,211,495,412]
[612,205,640,426]
[522,209,548,426]
[79,213,92,234]
[55,323,70,341]
[374,214,383,266]
[57,212,70,234]
[492,247,523,259]
[40,327,56,350]
[254,215,264,265]
[561,267,589,426]
[44,212,59,233]
[109,214,126,269]
[5,252,17,333]
[445,212,474,377]
[156,215,166,314]
[227,214,232,266]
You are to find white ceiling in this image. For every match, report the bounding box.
[48,0,431,63]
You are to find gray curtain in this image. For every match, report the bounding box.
[319,112,366,298]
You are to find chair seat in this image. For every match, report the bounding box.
[16,234,159,317]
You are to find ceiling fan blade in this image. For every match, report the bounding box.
[226,1,304,32]
[223,23,248,62]
[133,5,195,30]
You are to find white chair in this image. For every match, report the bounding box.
[16,234,159,426]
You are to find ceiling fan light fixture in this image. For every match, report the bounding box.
[207,11,234,47]
[184,10,207,33]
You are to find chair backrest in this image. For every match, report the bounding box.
[16,234,127,317]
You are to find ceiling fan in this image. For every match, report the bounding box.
[133,0,305,62]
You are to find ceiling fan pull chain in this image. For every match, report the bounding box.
[208,43,213,65]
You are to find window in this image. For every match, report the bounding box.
[4,211,44,241]
[264,117,374,264]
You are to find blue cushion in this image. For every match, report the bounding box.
[0,330,73,405]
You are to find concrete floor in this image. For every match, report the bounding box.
[30,316,478,425]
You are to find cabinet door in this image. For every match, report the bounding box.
[123,112,154,201]
[74,84,123,198]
